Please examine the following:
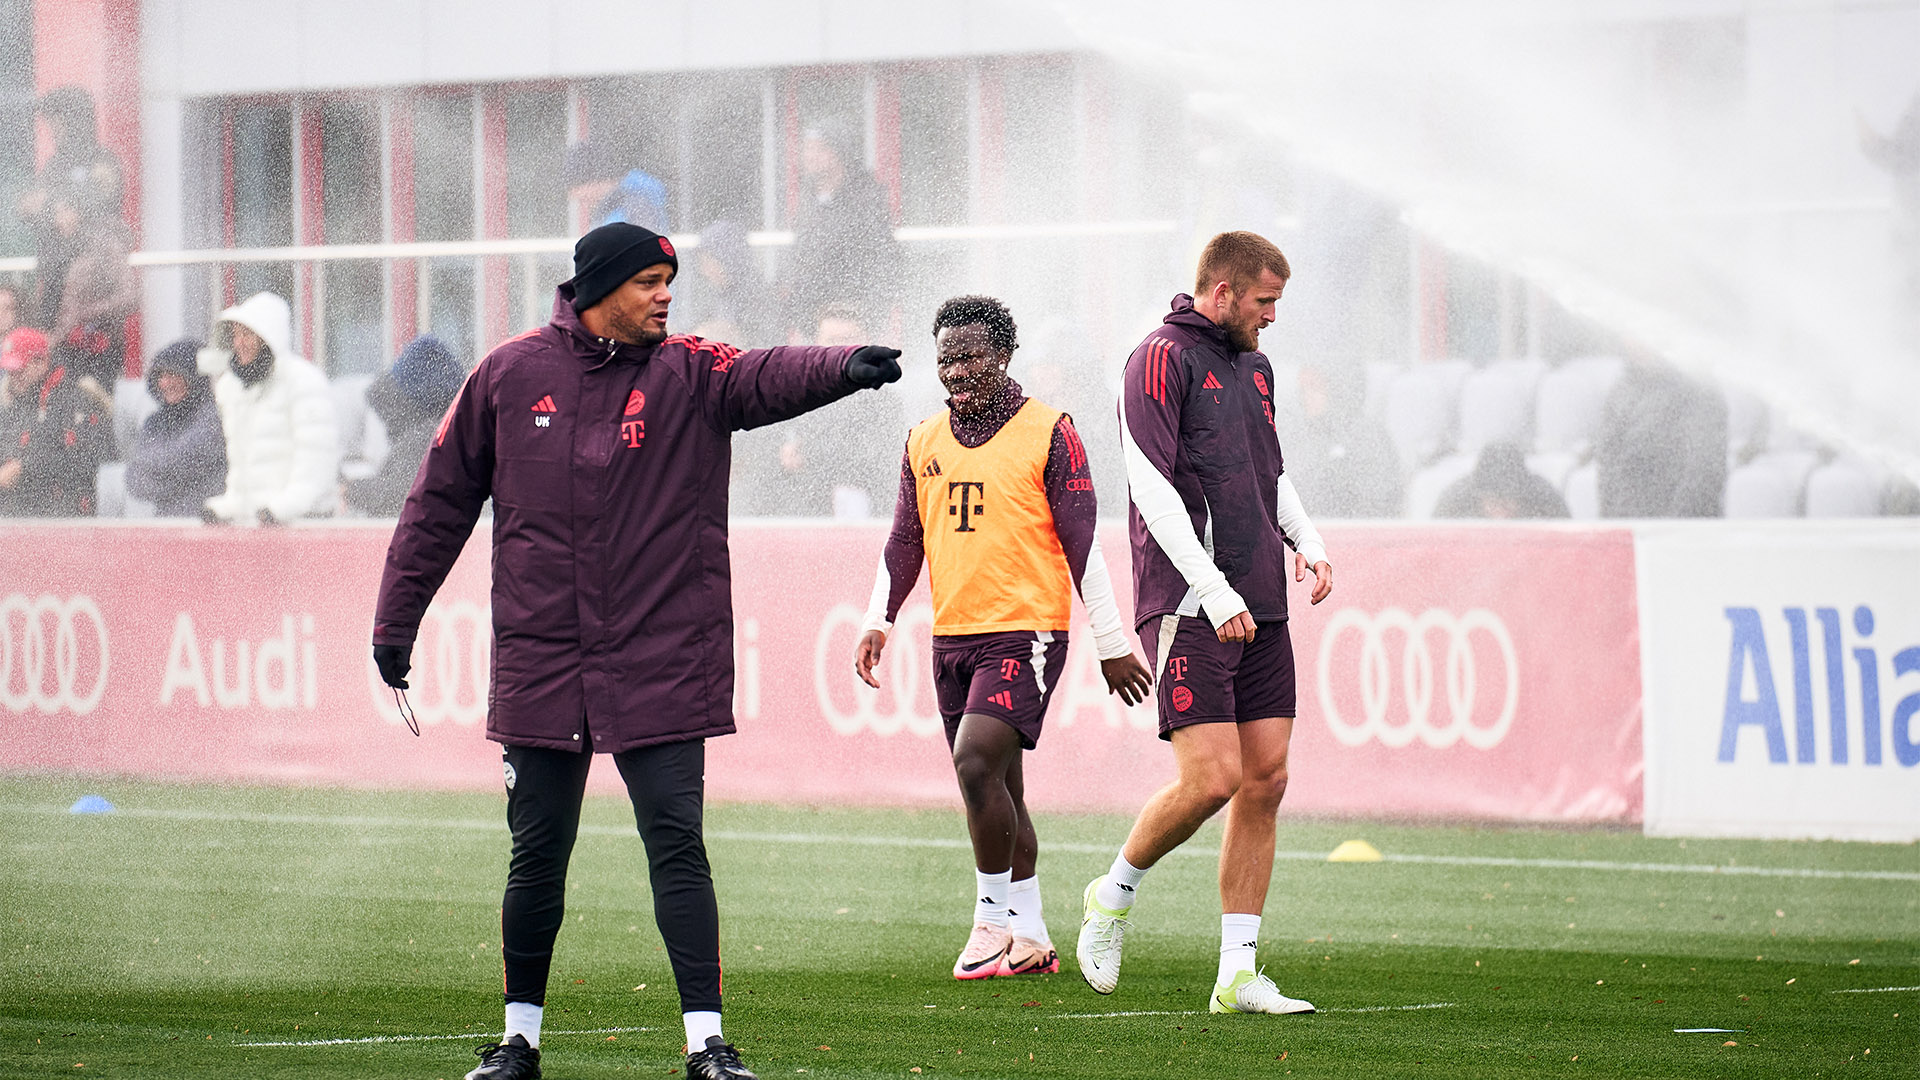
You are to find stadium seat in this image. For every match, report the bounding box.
[1564,461,1600,520]
[94,462,155,519]
[1532,355,1622,457]
[1457,359,1545,455]
[1383,359,1471,470]
[113,376,156,460]
[1804,459,1882,518]
[331,374,390,481]
[1724,452,1820,518]
[1360,361,1398,421]
[1404,452,1476,519]
[1724,386,1768,465]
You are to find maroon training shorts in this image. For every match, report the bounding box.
[1137,615,1296,739]
[931,630,1070,750]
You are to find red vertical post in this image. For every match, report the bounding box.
[1418,239,1448,363]
[33,0,142,372]
[781,74,801,227]
[220,104,236,308]
[389,95,418,354]
[872,68,901,225]
[480,88,509,351]
[298,100,325,362]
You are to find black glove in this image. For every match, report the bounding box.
[845,345,903,389]
[373,643,412,690]
[257,507,280,527]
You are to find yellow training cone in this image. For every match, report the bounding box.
[1327,839,1383,862]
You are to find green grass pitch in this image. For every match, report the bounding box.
[2,774,1915,1079]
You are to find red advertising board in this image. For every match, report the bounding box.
[0,521,1641,822]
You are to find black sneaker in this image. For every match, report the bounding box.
[465,1033,541,1080]
[686,1035,757,1080]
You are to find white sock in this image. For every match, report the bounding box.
[974,869,1012,927]
[1095,851,1147,912]
[1218,913,1261,986]
[504,1001,543,1048]
[1007,876,1048,943]
[683,1010,723,1050]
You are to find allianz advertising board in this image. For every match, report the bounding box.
[1638,523,1920,841]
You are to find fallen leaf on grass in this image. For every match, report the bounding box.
[632,984,647,991]
[835,908,849,915]
[1849,959,1861,965]
[911,1068,922,1074]
[1723,1041,1737,1047]
[817,1046,831,1052]
[1785,978,1795,985]
[1022,1001,1040,1007]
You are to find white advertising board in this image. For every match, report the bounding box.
[1637,522,1920,841]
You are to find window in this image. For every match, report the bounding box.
[413,92,475,362]
[320,98,382,373]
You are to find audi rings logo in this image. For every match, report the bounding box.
[1315,607,1518,750]
[814,603,942,738]
[1,594,109,715]
[365,600,490,728]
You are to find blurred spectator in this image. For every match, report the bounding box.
[564,138,670,234]
[1595,356,1727,518]
[1858,91,1920,336]
[197,292,340,524]
[17,86,125,330]
[125,338,225,517]
[730,307,902,517]
[781,117,896,340]
[676,220,773,345]
[343,334,465,517]
[0,327,109,516]
[48,192,138,389]
[0,283,19,409]
[1434,442,1569,519]
[1285,362,1404,518]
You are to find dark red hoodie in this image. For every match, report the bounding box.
[374,283,859,752]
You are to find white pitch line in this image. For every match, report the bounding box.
[17,804,1919,882]
[1830,986,1920,994]
[1058,1003,1454,1019]
[237,1025,649,1047]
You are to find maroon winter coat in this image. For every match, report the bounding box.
[374,283,859,752]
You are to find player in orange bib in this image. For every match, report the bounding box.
[855,295,1152,981]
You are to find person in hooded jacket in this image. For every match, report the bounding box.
[125,338,226,517]
[371,222,903,1080]
[344,334,465,518]
[197,291,340,524]
[0,327,110,516]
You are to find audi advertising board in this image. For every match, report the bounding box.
[1637,522,1920,842]
[1,521,1641,824]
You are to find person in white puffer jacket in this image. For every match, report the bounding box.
[197,291,339,523]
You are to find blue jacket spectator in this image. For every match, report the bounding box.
[343,334,465,518]
[126,338,226,517]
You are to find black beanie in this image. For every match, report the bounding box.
[570,222,679,313]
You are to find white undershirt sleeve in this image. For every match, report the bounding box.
[1274,474,1329,567]
[859,552,894,635]
[1120,393,1248,629]
[1074,536,1135,660]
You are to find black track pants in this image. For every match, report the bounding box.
[499,740,720,1013]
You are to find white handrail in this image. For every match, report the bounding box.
[0,219,1185,273]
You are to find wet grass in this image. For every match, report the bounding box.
[2,775,1915,1078]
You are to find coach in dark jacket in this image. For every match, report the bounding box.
[343,334,464,518]
[125,338,226,517]
[371,222,900,1080]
